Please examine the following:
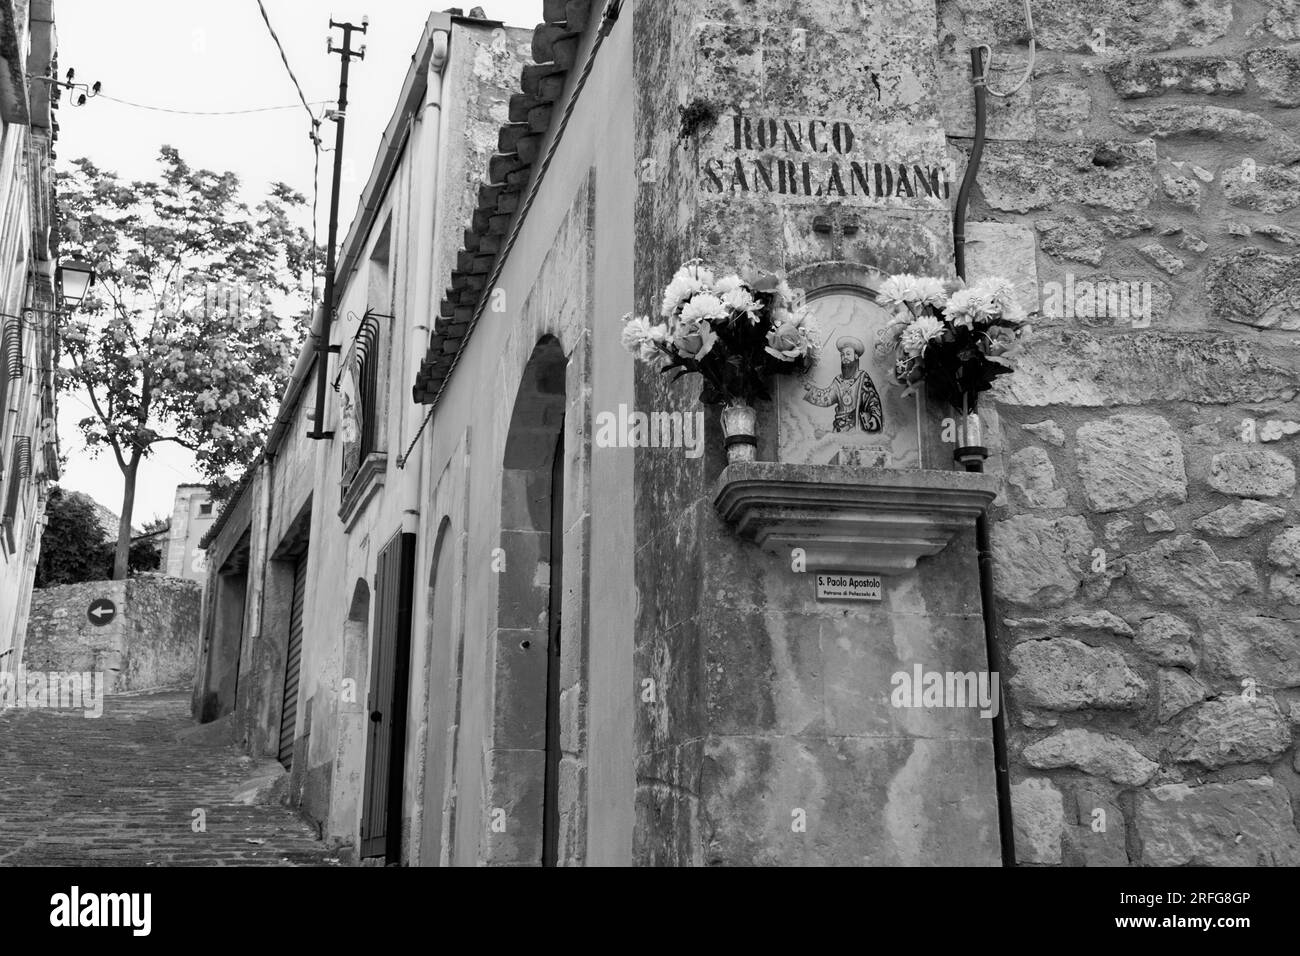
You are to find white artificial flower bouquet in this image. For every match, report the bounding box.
[874,272,1032,411]
[621,260,819,406]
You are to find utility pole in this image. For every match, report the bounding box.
[308,15,367,441]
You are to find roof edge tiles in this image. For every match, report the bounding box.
[412,0,598,406]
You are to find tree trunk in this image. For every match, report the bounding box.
[112,456,140,580]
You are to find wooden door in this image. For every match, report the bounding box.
[360,532,417,862]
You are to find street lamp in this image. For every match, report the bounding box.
[55,259,96,309]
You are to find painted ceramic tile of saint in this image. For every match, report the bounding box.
[801,335,884,433]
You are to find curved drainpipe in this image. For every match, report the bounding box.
[952,46,1016,867]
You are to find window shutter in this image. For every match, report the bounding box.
[0,317,19,424]
[340,311,382,486]
[353,312,380,460]
[3,436,29,532]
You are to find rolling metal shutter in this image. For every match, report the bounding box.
[277,555,308,768]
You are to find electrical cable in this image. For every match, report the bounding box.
[97,94,333,116]
[251,0,325,359]
[974,0,1036,99]
[254,0,319,124]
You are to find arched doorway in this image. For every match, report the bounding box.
[327,579,371,841]
[490,335,566,866]
[419,517,456,866]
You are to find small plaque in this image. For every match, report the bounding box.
[815,573,882,601]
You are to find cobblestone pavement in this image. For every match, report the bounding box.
[0,689,341,866]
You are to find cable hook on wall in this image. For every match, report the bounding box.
[973,0,1036,99]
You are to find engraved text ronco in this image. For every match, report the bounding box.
[700,112,952,205]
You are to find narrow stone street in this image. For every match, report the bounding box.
[0,689,340,866]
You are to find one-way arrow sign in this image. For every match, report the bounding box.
[87,598,117,627]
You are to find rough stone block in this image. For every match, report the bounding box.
[1247,47,1300,106]
[1036,84,1092,133]
[1205,248,1300,330]
[941,0,1231,53]
[1111,104,1300,163]
[977,140,1156,213]
[1009,638,1147,711]
[1127,535,1259,607]
[965,221,1039,314]
[994,331,1300,408]
[1035,217,1104,265]
[1206,448,1296,498]
[1022,728,1157,785]
[1074,414,1187,513]
[1022,420,1065,446]
[1138,776,1299,865]
[1065,785,1128,866]
[990,515,1092,607]
[1170,696,1291,768]
[1197,614,1300,688]
[1138,242,1184,276]
[1104,56,1246,98]
[1006,446,1067,508]
[1134,614,1197,668]
[1252,0,1300,42]
[1222,161,1300,214]
[1011,777,1063,865]
[1157,668,1209,724]
[1192,499,1287,537]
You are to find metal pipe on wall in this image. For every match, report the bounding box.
[400,29,449,534]
[953,45,1017,867]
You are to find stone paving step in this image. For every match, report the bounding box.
[0,689,340,867]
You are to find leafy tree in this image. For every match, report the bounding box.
[122,535,162,577]
[35,486,106,587]
[57,147,314,579]
[35,488,167,586]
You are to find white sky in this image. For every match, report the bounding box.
[53,0,542,524]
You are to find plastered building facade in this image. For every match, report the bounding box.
[0,0,58,675]
[195,0,1300,866]
[163,484,215,586]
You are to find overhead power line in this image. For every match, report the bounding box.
[98,94,333,116]
[254,0,319,125]
[251,0,326,316]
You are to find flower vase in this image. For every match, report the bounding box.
[721,402,758,464]
[952,396,989,472]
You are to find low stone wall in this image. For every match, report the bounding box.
[24,577,201,693]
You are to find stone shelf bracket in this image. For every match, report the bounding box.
[713,462,1001,575]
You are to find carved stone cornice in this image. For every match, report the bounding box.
[713,462,999,574]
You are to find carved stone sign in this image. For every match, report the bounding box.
[699,112,952,209]
[776,290,921,469]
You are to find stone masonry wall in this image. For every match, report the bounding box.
[24,577,200,693]
[941,0,1300,864]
